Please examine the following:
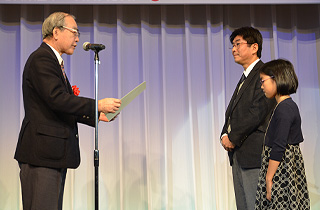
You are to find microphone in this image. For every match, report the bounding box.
[83,42,105,51]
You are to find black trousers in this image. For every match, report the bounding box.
[19,163,67,210]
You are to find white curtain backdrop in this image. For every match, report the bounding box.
[0,4,320,210]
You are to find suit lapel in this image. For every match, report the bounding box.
[226,81,241,116]
[41,43,72,94]
[65,77,73,94]
[231,60,263,111]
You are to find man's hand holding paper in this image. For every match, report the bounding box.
[98,98,121,113]
[99,112,119,122]
[98,98,121,122]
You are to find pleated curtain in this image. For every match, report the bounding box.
[0,4,319,210]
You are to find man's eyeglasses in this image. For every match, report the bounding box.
[61,26,80,38]
[260,76,274,85]
[229,42,253,50]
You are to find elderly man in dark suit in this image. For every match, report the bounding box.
[14,12,121,210]
[220,27,276,210]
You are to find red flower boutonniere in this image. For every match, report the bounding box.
[72,85,80,96]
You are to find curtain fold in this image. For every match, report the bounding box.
[0,4,319,210]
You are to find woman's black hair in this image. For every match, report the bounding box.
[260,59,298,95]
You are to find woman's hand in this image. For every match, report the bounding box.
[266,178,273,201]
[265,159,280,201]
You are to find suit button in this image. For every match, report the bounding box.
[83,115,86,118]
[76,134,79,139]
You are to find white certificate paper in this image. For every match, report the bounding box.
[105,81,146,121]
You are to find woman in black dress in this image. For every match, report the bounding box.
[255,59,310,209]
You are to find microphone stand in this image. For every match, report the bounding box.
[84,42,105,210]
[93,49,101,210]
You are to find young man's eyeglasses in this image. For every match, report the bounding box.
[229,42,253,50]
[61,26,80,38]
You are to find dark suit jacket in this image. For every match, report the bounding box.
[221,60,276,169]
[15,42,96,169]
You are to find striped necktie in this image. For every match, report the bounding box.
[237,73,246,93]
[60,61,67,82]
[239,73,246,84]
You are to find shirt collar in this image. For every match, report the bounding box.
[243,58,260,77]
[45,42,64,65]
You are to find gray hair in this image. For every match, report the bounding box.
[42,12,76,40]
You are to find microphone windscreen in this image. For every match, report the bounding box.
[83,42,90,51]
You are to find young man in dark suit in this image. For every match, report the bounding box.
[220,27,276,210]
[14,12,121,210]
